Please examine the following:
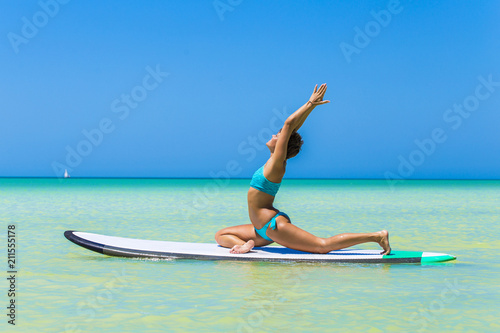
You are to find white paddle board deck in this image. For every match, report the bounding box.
[64,231,456,264]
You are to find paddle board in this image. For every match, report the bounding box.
[64,231,456,264]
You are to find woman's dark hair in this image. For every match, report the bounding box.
[287,131,303,159]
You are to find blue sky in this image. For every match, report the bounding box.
[1,0,499,179]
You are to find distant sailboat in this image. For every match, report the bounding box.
[64,169,70,178]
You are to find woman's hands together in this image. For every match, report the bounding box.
[308,83,330,106]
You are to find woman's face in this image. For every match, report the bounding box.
[266,132,280,152]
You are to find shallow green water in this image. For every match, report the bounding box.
[1,178,499,332]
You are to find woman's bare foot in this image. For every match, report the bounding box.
[377,230,391,255]
[230,240,255,254]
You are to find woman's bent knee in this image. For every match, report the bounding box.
[214,228,227,243]
[315,238,329,254]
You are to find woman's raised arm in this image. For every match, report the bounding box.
[269,84,330,165]
[285,84,329,131]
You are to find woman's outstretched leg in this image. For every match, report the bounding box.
[267,216,391,254]
[322,230,391,254]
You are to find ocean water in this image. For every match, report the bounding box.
[1,178,499,332]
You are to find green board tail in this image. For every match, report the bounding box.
[382,251,457,263]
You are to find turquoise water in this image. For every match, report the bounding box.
[1,178,499,332]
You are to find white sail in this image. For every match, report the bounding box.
[64,169,70,178]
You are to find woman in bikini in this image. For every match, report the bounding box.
[215,83,391,255]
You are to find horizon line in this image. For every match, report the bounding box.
[0,176,499,181]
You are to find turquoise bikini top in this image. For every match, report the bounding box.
[250,165,281,196]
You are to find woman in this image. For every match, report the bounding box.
[215,84,391,255]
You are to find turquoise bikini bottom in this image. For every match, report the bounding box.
[254,212,290,242]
